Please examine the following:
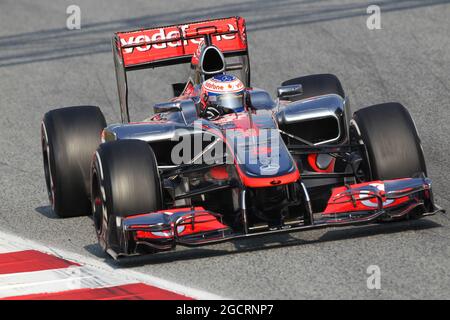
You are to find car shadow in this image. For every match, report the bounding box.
[94,217,442,268]
[35,205,60,219]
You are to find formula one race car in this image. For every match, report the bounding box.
[41,17,443,258]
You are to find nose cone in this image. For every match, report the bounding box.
[220,114,299,187]
[235,138,299,187]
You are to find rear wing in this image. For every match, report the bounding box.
[112,17,249,122]
[114,16,247,69]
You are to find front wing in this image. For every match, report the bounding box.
[114,177,443,257]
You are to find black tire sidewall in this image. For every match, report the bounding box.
[93,140,162,252]
[353,103,427,180]
[42,106,106,217]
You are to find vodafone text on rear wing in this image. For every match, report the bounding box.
[112,17,249,122]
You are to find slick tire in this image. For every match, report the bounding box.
[41,106,106,218]
[91,139,162,252]
[352,102,427,180]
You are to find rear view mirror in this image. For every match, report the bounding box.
[277,84,303,99]
[246,89,276,110]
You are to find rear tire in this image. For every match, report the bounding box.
[281,74,345,101]
[352,102,427,180]
[91,139,162,253]
[41,106,106,218]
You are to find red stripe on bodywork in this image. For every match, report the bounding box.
[3,283,192,300]
[0,250,79,274]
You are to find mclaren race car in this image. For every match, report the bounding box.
[41,17,444,258]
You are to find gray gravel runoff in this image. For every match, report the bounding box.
[0,0,449,299]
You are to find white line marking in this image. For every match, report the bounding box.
[0,266,128,298]
[0,230,226,300]
[0,242,24,254]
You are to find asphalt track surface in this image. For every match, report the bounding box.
[0,0,449,299]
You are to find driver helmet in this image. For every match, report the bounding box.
[200,74,245,119]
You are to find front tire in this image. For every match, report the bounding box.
[91,139,163,253]
[41,106,106,218]
[352,102,427,180]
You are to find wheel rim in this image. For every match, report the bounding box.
[41,123,55,210]
[91,168,108,251]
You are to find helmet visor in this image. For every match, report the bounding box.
[210,93,244,113]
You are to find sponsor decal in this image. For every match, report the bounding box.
[360,183,394,208]
[203,75,244,93]
[117,17,247,67]
[151,225,186,238]
[120,23,237,54]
